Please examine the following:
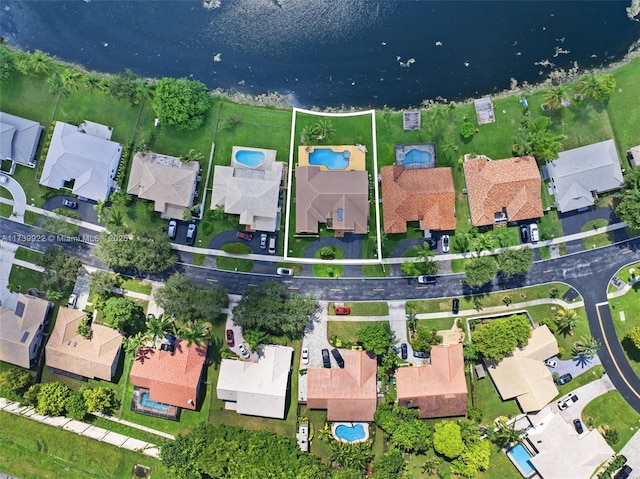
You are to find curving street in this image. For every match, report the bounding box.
[2,216,640,413]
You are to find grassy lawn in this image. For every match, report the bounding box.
[581,390,640,453]
[14,246,44,264]
[468,371,521,424]
[328,301,389,316]
[328,320,388,345]
[298,407,333,464]
[216,243,253,272]
[0,411,168,479]
[107,199,167,236]
[312,248,344,277]
[609,283,640,378]
[7,264,44,293]
[582,218,614,249]
[538,209,564,241]
[415,317,457,332]
[0,202,13,218]
[407,283,574,314]
[476,443,523,479]
[555,365,605,398]
[607,58,640,163]
[119,277,152,295]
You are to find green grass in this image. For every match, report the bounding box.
[119,277,152,295]
[538,209,563,241]
[468,370,521,424]
[609,283,640,378]
[555,365,605,398]
[7,264,44,293]
[328,320,389,345]
[415,317,457,332]
[607,58,640,162]
[216,243,253,272]
[582,218,614,249]
[312,248,344,277]
[298,407,333,464]
[328,301,390,316]
[582,390,640,452]
[0,411,168,479]
[0,203,13,218]
[107,199,167,235]
[14,247,44,264]
[192,253,205,266]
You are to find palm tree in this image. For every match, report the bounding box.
[59,67,84,93]
[179,321,211,347]
[441,138,459,153]
[490,421,525,448]
[145,314,172,342]
[311,119,334,141]
[572,335,601,360]
[575,74,600,100]
[400,260,419,277]
[543,85,570,111]
[300,125,315,146]
[125,331,150,357]
[555,308,579,336]
[29,50,54,75]
[415,241,439,275]
[243,328,267,352]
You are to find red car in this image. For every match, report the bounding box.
[236,231,253,241]
[334,307,351,315]
[226,329,235,347]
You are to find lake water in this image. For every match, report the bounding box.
[1,0,639,108]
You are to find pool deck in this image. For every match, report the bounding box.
[297,145,366,171]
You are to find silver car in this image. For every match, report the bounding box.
[238,343,250,359]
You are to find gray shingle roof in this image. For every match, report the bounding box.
[0,111,43,167]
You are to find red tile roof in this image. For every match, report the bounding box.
[381,166,456,233]
[130,340,207,409]
[463,156,543,227]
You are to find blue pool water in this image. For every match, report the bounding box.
[335,423,366,442]
[508,444,535,476]
[309,148,349,170]
[404,149,432,168]
[140,392,170,412]
[235,149,265,168]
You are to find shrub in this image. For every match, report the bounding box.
[200,221,213,235]
[460,121,475,139]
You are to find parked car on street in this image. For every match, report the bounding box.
[236,231,253,241]
[167,220,177,239]
[520,224,530,243]
[301,347,309,365]
[442,234,450,253]
[417,275,437,284]
[400,343,408,360]
[186,223,196,245]
[238,343,250,359]
[321,348,331,368]
[260,233,267,249]
[331,348,345,368]
[573,419,584,434]
[557,394,578,410]
[276,267,294,276]
[226,329,234,347]
[555,373,572,386]
[334,307,351,315]
[62,198,78,209]
[452,298,460,315]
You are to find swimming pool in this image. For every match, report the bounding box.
[140,392,170,412]
[507,443,536,476]
[235,149,266,168]
[404,148,432,168]
[332,422,369,443]
[309,148,350,170]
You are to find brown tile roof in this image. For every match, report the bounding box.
[130,340,207,410]
[463,155,543,227]
[295,166,369,234]
[395,344,468,419]
[46,308,123,381]
[306,350,377,422]
[381,165,456,233]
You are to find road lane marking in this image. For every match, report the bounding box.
[288,286,299,290]
[415,286,428,289]
[543,269,553,273]
[623,249,633,254]
[206,278,218,283]
[247,283,258,287]
[373,288,385,292]
[330,288,342,292]
[595,301,640,401]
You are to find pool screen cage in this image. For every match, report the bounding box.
[131,387,180,421]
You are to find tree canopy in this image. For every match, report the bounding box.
[154,273,228,325]
[433,420,465,459]
[472,314,532,361]
[232,280,318,338]
[497,247,534,277]
[38,246,82,298]
[94,228,176,273]
[615,167,640,229]
[102,296,145,335]
[412,327,443,353]
[629,327,640,350]
[515,115,567,161]
[152,77,213,130]
[464,255,498,287]
[359,322,393,355]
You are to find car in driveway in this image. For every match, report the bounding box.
[529,223,539,242]
[520,224,530,243]
[557,394,578,410]
[334,307,351,315]
[260,233,267,249]
[452,298,460,315]
[413,350,429,359]
[67,293,78,309]
[321,348,331,368]
[573,419,584,434]
[441,234,450,253]
[400,343,408,360]
[614,465,633,479]
[236,231,253,241]
[186,223,196,245]
[301,347,309,365]
[276,267,294,276]
[226,329,234,347]
[417,275,437,284]
[167,220,177,239]
[331,348,345,368]
[544,358,557,368]
[238,343,250,359]
[554,373,572,386]
[62,198,78,209]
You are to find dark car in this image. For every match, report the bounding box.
[413,350,429,359]
[614,465,633,479]
[452,298,460,315]
[555,373,573,386]
[573,419,584,434]
[321,349,331,368]
[62,198,78,209]
[417,275,437,284]
[225,329,234,347]
[331,348,345,368]
[334,307,351,315]
[236,231,253,241]
[400,343,408,360]
[520,224,529,243]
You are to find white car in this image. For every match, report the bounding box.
[0,174,8,184]
[544,358,557,368]
[301,348,309,365]
[276,267,294,276]
[68,293,78,309]
[529,223,539,242]
[557,394,578,410]
[441,235,450,253]
[238,343,250,359]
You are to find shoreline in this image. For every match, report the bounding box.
[3,37,640,113]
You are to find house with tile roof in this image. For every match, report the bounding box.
[127,151,199,220]
[484,325,559,412]
[0,111,43,168]
[546,139,623,213]
[39,121,122,202]
[46,308,123,381]
[463,155,543,227]
[211,146,283,232]
[130,340,207,414]
[395,344,468,418]
[303,350,377,422]
[295,166,369,236]
[0,294,52,369]
[381,165,456,234]
[216,345,294,419]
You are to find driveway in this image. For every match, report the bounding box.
[41,196,100,225]
[301,301,332,369]
[0,174,26,222]
[301,235,364,277]
[223,294,257,362]
[545,353,602,380]
[559,206,624,237]
[0,242,18,309]
[208,230,271,255]
[554,374,615,422]
[619,428,640,475]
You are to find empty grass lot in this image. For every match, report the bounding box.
[328,320,389,345]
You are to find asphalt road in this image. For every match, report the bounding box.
[2,217,640,412]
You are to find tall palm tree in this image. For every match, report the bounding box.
[145,314,172,342]
[572,335,601,360]
[311,119,334,141]
[555,308,578,336]
[415,241,439,275]
[59,67,84,93]
[490,421,525,448]
[243,328,267,352]
[543,85,570,111]
[125,331,150,357]
[179,321,211,347]
[575,74,600,100]
[29,50,54,75]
